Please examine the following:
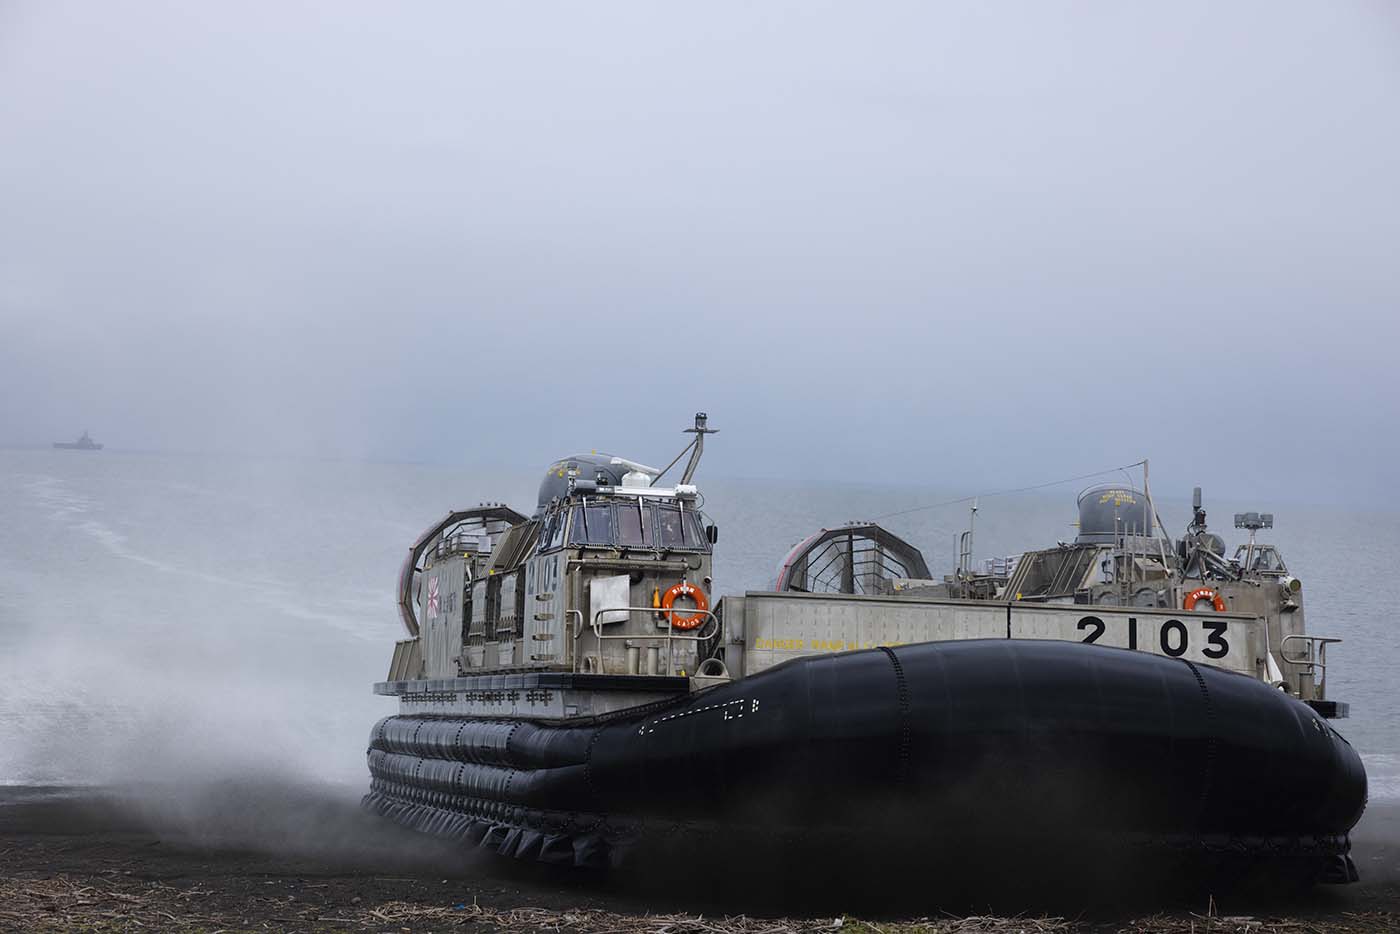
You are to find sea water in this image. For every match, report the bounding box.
[1,448,1395,801]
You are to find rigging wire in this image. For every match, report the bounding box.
[649,439,697,486]
[871,460,1148,522]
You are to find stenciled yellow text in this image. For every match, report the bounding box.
[753,638,907,652]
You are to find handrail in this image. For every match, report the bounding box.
[592,607,720,642]
[587,606,722,676]
[1280,634,1342,701]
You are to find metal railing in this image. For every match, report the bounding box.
[1280,634,1343,701]
[578,606,721,676]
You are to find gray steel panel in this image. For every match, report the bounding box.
[740,590,1265,679]
[422,556,466,678]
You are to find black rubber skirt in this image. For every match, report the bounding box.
[364,640,1366,884]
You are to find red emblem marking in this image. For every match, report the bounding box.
[427,576,440,616]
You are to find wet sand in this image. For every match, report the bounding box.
[2,783,1399,932]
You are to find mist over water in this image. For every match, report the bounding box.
[2,446,1398,867]
[0,2,1396,909]
[3,3,1399,508]
[0,451,517,790]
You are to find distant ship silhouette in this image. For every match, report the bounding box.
[53,430,103,451]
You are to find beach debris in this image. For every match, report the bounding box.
[2,874,1398,932]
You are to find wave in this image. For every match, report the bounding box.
[75,519,177,573]
[23,474,91,519]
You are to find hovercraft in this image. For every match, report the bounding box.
[364,414,1365,887]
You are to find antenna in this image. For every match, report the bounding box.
[679,412,718,485]
[648,413,720,487]
[1233,512,1273,531]
[1234,511,1273,572]
[609,456,660,476]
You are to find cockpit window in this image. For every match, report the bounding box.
[537,507,567,552]
[683,511,704,548]
[655,505,685,548]
[616,501,652,547]
[652,504,709,551]
[567,501,632,547]
[1234,545,1286,573]
[584,503,613,544]
[559,498,708,551]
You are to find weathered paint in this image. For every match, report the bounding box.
[741,591,1263,679]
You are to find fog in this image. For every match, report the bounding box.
[3,0,1399,503]
[2,6,1400,905]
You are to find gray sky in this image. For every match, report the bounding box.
[2,1,1398,502]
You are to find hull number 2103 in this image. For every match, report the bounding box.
[1077,615,1229,660]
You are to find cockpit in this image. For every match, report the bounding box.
[536,495,714,554]
[532,419,720,558]
[1233,544,1288,574]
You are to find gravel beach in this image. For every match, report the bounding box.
[2,783,1398,933]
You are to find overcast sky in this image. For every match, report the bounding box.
[2,1,1397,502]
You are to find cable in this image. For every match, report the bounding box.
[649,439,696,486]
[871,460,1147,522]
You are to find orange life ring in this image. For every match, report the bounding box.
[661,581,709,630]
[1184,587,1227,612]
